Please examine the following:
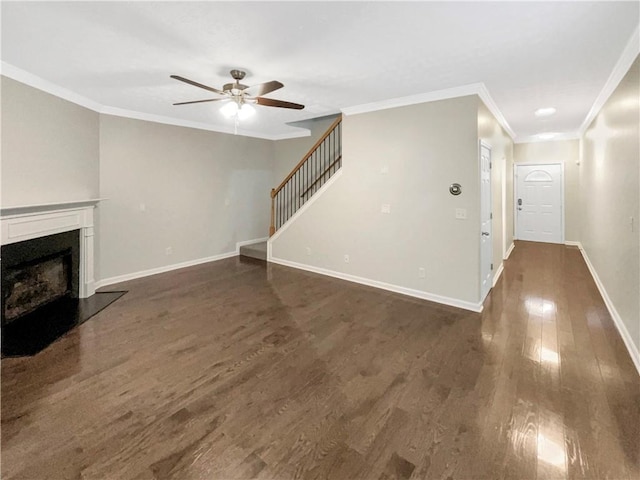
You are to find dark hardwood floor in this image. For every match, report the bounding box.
[2,241,638,479]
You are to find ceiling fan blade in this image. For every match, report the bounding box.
[173,98,227,106]
[244,80,284,97]
[170,75,224,95]
[256,97,305,110]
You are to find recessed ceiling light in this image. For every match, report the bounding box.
[535,107,557,117]
[536,132,558,140]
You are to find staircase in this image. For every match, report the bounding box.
[239,241,267,261]
[270,115,342,236]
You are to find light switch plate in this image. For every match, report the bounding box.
[381,204,391,214]
[381,166,389,174]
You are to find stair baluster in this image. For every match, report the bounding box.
[269,116,342,236]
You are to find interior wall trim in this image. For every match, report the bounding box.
[514,132,581,145]
[341,82,515,140]
[575,241,640,375]
[0,62,310,141]
[94,251,237,289]
[578,25,640,136]
[94,236,269,289]
[268,256,484,313]
[492,262,504,287]
[504,242,515,260]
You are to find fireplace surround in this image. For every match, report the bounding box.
[1,200,97,298]
[0,200,110,356]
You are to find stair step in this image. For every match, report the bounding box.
[239,241,267,261]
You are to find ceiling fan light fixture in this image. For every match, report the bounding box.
[237,103,255,120]
[220,101,239,118]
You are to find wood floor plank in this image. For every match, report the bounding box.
[2,242,638,479]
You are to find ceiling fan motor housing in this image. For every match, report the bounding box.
[223,82,248,94]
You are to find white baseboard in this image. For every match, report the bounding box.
[565,241,581,247]
[269,256,483,313]
[95,236,270,289]
[95,250,237,289]
[493,262,504,287]
[236,237,268,252]
[575,241,640,375]
[504,242,515,259]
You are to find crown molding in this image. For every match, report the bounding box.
[341,82,515,140]
[1,61,103,112]
[269,130,311,140]
[514,131,581,145]
[579,25,640,136]
[0,61,310,141]
[477,83,516,139]
[341,83,481,116]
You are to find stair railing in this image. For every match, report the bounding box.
[270,115,342,236]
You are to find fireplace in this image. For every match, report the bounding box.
[2,230,80,327]
[0,201,104,356]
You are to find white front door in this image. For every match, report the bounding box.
[480,142,492,301]
[515,164,563,244]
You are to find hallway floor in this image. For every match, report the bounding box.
[2,241,638,479]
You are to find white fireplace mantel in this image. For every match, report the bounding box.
[1,199,102,298]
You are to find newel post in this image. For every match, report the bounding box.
[269,188,276,237]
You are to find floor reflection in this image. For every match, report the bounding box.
[537,432,567,469]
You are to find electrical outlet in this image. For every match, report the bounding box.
[165,247,173,255]
[139,203,146,212]
[418,267,426,278]
[381,204,391,214]
[306,247,311,256]
[344,254,350,263]
[455,208,467,219]
[381,165,389,174]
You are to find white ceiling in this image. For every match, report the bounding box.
[2,1,638,141]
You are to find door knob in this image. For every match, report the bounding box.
[482,232,490,236]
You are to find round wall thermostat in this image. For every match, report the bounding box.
[449,183,462,196]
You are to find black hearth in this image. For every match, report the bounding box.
[1,230,125,357]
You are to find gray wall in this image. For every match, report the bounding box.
[580,55,639,357]
[271,96,483,306]
[98,115,274,280]
[1,76,99,206]
[478,99,515,272]
[514,139,580,242]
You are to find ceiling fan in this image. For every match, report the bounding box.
[170,69,305,117]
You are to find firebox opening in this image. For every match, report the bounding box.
[1,229,80,327]
[3,250,73,323]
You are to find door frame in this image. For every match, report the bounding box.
[479,140,492,302]
[513,162,565,244]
